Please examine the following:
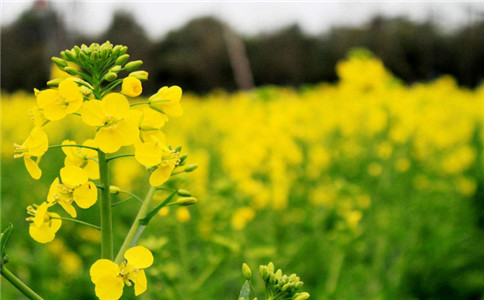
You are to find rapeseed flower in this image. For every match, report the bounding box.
[26,202,62,243]
[13,127,48,179]
[121,77,142,97]
[90,246,153,300]
[62,139,99,179]
[36,78,83,121]
[81,93,140,153]
[148,86,183,117]
[47,166,98,218]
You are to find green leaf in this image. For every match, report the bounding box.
[1,224,13,260]
[238,280,250,300]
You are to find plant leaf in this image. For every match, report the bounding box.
[238,280,250,300]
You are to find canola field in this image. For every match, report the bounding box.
[2,53,484,299]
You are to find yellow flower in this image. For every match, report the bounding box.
[134,136,179,186]
[148,86,183,117]
[176,207,190,222]
[47,166,98,217]
[13,127,48,179]
[231,207,255,230]
[138,107,168,143]
[29,106,48,127]
[36,78,83,121]
[121,77,142,97]
[81,93,140,153]
[62,139,99,179]
[26,202,62,244]
[90,246,154,300]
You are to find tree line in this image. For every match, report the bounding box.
[2,4,484,94]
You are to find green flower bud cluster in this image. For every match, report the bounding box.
[51,41,147,99]
[259,262,309,300]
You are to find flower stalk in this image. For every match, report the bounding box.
[98,151,113,259]
[1,265,44,300]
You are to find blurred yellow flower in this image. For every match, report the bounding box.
[176,207,191,222]
[231,207,255,230]
[90,246,153,300]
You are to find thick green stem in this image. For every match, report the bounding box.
[98,151,113,259]
[1,265,44,300]
[114,186,156,264]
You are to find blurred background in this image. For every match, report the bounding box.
[2,1,484,300]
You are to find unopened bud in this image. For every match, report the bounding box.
[124,60,143,71]
[178,154,188,166]
[64,67,79,76]
[62,50,76,61]
[47,78,64,87]
[115,54,130,65]
[112,45,122,56]
[242,263,252,280]
[52,57,67,68]
[177,189,191,197]
[119,46,128,55]
[110,65,122,73]
[104,72,117,81]
[109,186,120,194]
[293,292,310,300]
[174,145,182,152]
[184,164,198,172]
[129,71,148,81]
[175,197,197,206]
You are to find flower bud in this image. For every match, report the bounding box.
[242,263,252,280]
[115,54,130,65]
[184,164,198,172]
[178,154,188,166]
[119,46,128,55]
[47,78,64,87]
[175,197,197,206]
[51,57,67,68]
[129,71,148,81]
[104,72,117,81]
[110,65,122,73]
[293,292,310,300]
[174,145,182,152]
[109,186,120,194]
[177,189,191,197]
[112,45,122,56]
[63,50,76,61]
[64,67,79,76]
[124,60,143,71]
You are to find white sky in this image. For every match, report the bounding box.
[2,1,484,39]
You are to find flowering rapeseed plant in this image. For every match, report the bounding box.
[3,41,198,300]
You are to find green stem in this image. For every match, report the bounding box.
[1,265,44,300]
[111,197,137,207]
[130,101,150,107]
[98,151,113,259]
[118,190,144,203]
[114,186,156,264]
[106,154,134,162]
[48,144,99,151]
[50,217,100,230]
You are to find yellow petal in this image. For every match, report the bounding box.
[149,164,175,186]
[33,202,49,227]
[36,89,59,108]
[124,246,154,269]
[94,275,124,300]
[73,182,98,209]
[29,222,55,243]
[49,212,62,233]
[95,128,124,153]
[24,156,42,180]
[61,139,76,157]
[121,77,142,97]
[130,270,148,296]
[140,107,168,129]
[59,79,81,101]
[162,103,183,117]
[42,102,68,121]
[24,127,48,157]
[84,160,100,180]
[134,142,162,166]
[83,139,99,157]
[60,165,88,188]
[90,259,120,284]
[81,100,106,126]
[59,201,77,218]
[101,93,129,118]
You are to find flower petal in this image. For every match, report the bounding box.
[149,164,175,186]
[24,156,42,180]
[102,93,129,118]
[24,127,48,157]
[29,222,55,243]
[130,270,148,296]
[94,275,124,300]
[124,246,154,269]
[60,165,88,188]
[73,182,98,209]
[90,259,120,284]
[81,100,106,126]
[134,141,163,167]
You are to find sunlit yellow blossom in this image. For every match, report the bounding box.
[138,107,168,143]
[62,139,99,179]
[47,166,98,217]
[36,78,83,121]
[81,93,140,153]
[90,246,154,300]
[176,207,190,222]
[231,207,255,230]
[13,127,48,179]
[149,86,183,117]
[135,136,179,186]
[122,77,142,97]
[26,202,62,243]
